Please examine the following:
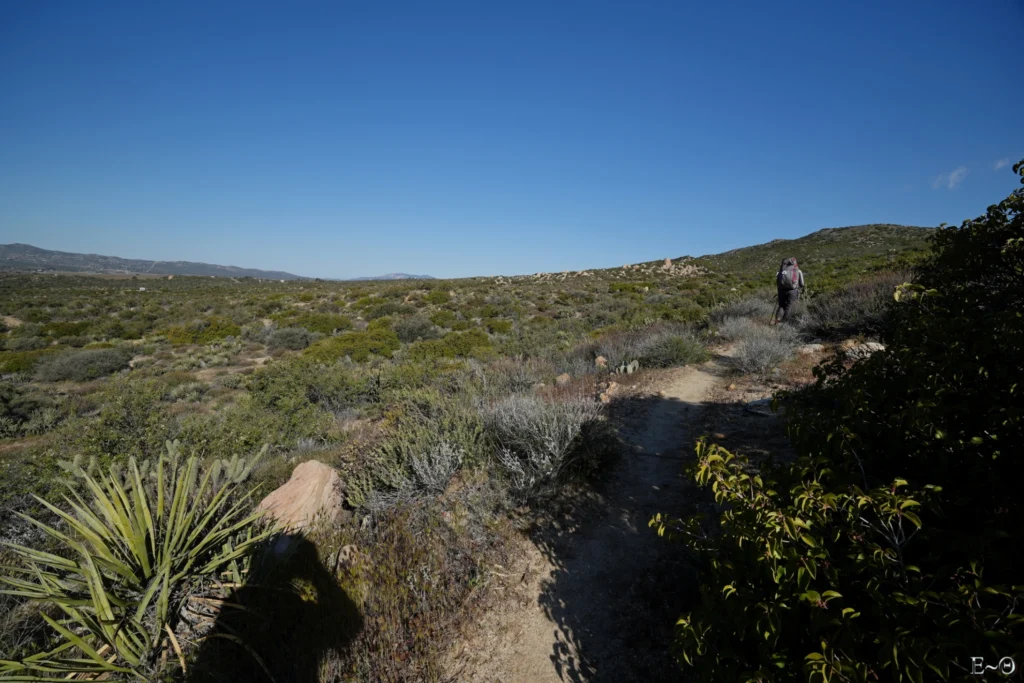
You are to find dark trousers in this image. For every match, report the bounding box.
[777,288,800,323]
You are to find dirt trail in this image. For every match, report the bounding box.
[452,358,726,682]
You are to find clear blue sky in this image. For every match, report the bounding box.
[1,1,1021,279]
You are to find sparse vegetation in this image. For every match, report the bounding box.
[0,221,939,681]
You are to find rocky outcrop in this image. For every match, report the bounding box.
[257,460,343,531]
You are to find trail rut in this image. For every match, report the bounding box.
[452,358,726,682]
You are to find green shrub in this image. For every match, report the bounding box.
[304,328,401,363]
[393,316,441,343]
[652,441,994,682]
[484,318,513,334]
[58,377,173,461]
[274,312,352,335]
[268,327,316,351]
[631,327,710,368]
[3,336,49,352]
[34,347,133,382]
[408,328,492,361]
[609,281,655,294]
[425,289,450,305]
[165,317,241,345]
[363,301,414,320]
[0,349,59,374]
[429,310,458,328]
[40,320,90,337]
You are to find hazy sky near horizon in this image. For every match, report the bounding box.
[1,1,1021,279]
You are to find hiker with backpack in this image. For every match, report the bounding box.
[775,257,805,324]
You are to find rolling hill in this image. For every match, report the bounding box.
[0,243,307,280]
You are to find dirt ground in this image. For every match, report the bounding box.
[447,348,796,682]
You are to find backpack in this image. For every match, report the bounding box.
[777,261,801,291]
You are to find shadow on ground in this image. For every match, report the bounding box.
[187,534,362,683]
[521,384,792,682]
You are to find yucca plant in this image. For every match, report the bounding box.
[0,442,277,681]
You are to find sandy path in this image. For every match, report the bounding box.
[452,359,724,683]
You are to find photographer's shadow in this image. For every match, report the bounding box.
[188,534,362,683]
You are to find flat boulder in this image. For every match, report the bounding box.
[257,460,343,531]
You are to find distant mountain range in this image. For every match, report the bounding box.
[0,244,436,281]
[0,243,306,280]
[348,273,436,281]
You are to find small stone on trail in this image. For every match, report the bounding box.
[658,390,667,397]
[727,383,736,391]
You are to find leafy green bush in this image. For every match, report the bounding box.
[630,326,710,368]
[484,318,513,334]
[407,328,493,361]
[363,301,415,320]
[165,316,241,345]
[651,441,998,682]
[34,347,133,382]
[429,310,458,328]
[3,336,49,352]
[274,311,352,335]
[0,349,60,374]
[268,327,316,351]
[304,327,401,363]
[393,315,441,343]
[425,289,450,305]
[40,320,90,337]
[58,377,173,462]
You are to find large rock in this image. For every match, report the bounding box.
[257,460,343,531]
[846,342,885,360]
[595,355,608,369]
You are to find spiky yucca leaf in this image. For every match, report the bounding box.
[0,445,276,682]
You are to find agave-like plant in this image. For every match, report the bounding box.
[0,442,276,681]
